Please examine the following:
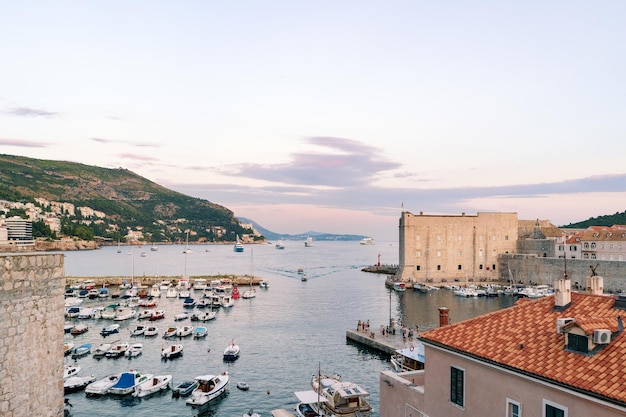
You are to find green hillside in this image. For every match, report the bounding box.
[0,154,255,243]
[561,210,626,228]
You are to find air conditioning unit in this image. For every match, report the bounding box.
[556,318,574,334]
[593,329,611,344]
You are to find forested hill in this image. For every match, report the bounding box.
[562,210,626,228]
[0,154,254,243]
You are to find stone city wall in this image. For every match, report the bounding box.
[499,254,626,292]
[0,253,65,417]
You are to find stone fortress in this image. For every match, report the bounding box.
[396,211,626,292]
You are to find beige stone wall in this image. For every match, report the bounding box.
[397,211,518,283]
[0,254,65,417]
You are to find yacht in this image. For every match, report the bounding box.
[359,237,375,245]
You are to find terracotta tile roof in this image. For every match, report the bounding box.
[419,292,626,405]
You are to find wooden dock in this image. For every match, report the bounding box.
[345,328,407,356]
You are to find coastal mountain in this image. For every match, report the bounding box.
[239,217,367,242]
[0,154,253,243]
[561,210,626,228]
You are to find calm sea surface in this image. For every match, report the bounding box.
[62,241,515,417]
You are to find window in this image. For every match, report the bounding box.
[437,265,441,271]
[505,235,509,240]
[458,265,462,270]
[506,399,521,417]
[416,265,421,271]
[437,250,441,257]
[479,264,483,270]
[566,333,588,353]
[458,250,462,257]
[450,367,464,407]
[492,264,496,271]
[544,400,567,417]
[416,250,421,257]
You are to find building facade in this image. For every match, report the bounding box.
[396,211,518,284]
[380,278,626,417]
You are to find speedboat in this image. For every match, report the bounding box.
[63,364,81,380]
[223,341,240,361]
[125,343,144,357]
[100,323,120,336]
[275,241,285,249]
[174,312,189,321]
[113,308,136,321]
[186,372,229,406]
[178,289,191,299]
[182,297,196,308]
[64,375,97,394]
[193,326,208,338]
[161,344,184,359]
[166,286,178,298]
[133,374,173,398]
[149,284,161,298]
[139,299,157,307]
[390,343,425,372]
[63,341,75,356]
[70,324,89,335]
[310,373,371,416]
[172,379,199,398]
[359,237,375,245]
[176,325,193,337]
[294,390,327,417]
[108,370,154,395]
[221,295,235,307]
[85,373,121,396]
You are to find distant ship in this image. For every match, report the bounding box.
[304,236,313,247]
[360,237,375,245]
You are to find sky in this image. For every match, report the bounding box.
[1,1,625,242]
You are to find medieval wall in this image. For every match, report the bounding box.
[0,253,65,417]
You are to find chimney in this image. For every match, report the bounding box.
[586,276,604,295]
[439,307,450,327]
[554,279,572,312]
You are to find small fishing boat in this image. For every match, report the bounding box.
[186,372,230,406]
[182,297,196,308]
[105,341,129,358]
[191,311,216,322]
[133,374,173,398]
[71,343,92,359]
[161,344,184,359]
[125,343,144,357]
[92,342,112,357]
[176,325,193,338]
[174,312,189,321]
[85,373,121,396]
[63,341,74,356]
[223,340,240,361]
[64,375,97,394]
[150,310,166,321]
[63,364,81,380]
[237,381,250,391]
[100,324,120,337]
[70,324,89,335]
[193,326,208,338]
[130,324,146,336]
[144,325,159,337]
[163,326,179,339]
[172,379,199,398]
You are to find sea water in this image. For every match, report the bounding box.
[61,241,514,416]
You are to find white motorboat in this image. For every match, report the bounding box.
[108,370,154,395]
[359,237,375,245]
[114,308,136,321]
[63,364,81,380]
[144,325,159,337]
[149,309,166,321]
[133,374,173,398]
[63,341,74,356]
[391,343,425,372]
[176,325,193,337]
[275,241,285,249]
[71,343,92,359]
[223,341,240,361]
[166,286,178,298]
[186,372,230,406]
[193,278,208,291]
[163,326,179,338]
[149,284,161,298]
[174,312,189,321]
[105,342,129,358]
[85,373,121,396]
[191,311,216,322]
[159,281,171,290]
[125,343,144,357]
[179,289,191,299]
[293,390,328,417]
[243,409,261,417]
[130,324,146,336]
[100,323,120,336]
[304,235,313,247]
[311,373,371,416]
[92,342,112,357]
[259,280,269,289]
[137,310,155,320]
[64,375,97,394]
[172,379,199,398]
[221,295,235,307]
[161,344,184,359]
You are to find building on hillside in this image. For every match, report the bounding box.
[396,211,518,284]
[4,217,33,241]
[380,277,626,417]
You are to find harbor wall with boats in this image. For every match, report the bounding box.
[0,253,65,417]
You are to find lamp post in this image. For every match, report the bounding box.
[389,289,392,327]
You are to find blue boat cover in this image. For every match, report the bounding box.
[113,372,135,388]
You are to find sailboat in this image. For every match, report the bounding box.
[305,235,313,247]
[241,249,256,299]
[117,240,122,253]
[182,231,192,254]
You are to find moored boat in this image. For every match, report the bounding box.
[108,370,154,395]
[186,372,229,406]
[85,372,121,396]
[310,373,371,416]
[193,326,208,338]
[133,374,173,398]
[359,237,375,245]
[390,342,425,372]
[125,343,144,357]
[105,341,129,358]
[176,325,193,337]
[64,375,97,394]
[70,324,89,335]
[223,341,240,361]
[172,379,199,398]
[144,325,159,337]
[161,344,184,359]
[100,323,120,336]
[71,343,92,359]
[63,364,81,380]
[92,342,112,357]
